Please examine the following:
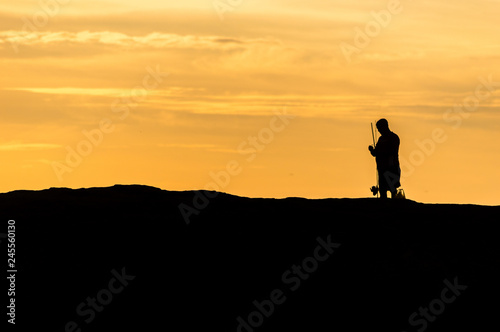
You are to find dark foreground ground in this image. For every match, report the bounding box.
[1,185,499,331]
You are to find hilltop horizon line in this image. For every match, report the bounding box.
[1,183,498,207]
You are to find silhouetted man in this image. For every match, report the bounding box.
[368,119,401,199]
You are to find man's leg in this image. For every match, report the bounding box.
[382,170,400,199]
[379,189,388,199]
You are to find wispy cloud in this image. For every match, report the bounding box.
[0,30,280,50]
[0,142,61,151]
[5,86,204,97]
[157,143,239,154]
[157,143,219,149]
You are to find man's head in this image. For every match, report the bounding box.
[376,118,390,135]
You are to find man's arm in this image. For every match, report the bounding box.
[369,145,376,156]
[390,133,400,156]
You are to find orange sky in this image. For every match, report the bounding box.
[0,0,499,205]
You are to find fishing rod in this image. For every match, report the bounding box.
[370,123,379,198]
[371,123,376,148]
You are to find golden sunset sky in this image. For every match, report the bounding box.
[0,0,499,205]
